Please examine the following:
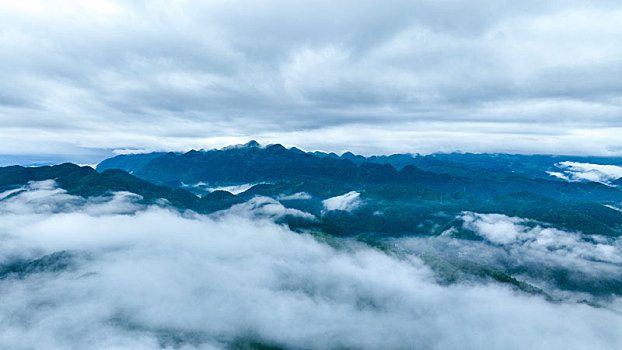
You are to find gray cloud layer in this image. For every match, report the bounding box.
[1,0,622,161]
[0,181,621,349]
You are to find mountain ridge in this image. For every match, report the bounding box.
[5,146,622,237]
[97,142,622,203]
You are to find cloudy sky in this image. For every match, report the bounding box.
[1,0,622,164]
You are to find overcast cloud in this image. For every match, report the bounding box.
[1,0,622,163]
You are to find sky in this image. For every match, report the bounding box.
[1,0,622,165]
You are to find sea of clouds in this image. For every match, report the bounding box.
[0,182,621,349]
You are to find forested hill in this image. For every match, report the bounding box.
[0,163,243,215]
[5,142,622,238]
[3,154,622,298]
[97,141,622,203]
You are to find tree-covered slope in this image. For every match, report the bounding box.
[4,159,622,300]
[9,144,622,238]
[97,142,622,203]
[0,163,243,214]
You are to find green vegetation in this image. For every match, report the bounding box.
[3,147,622,301]
[0,251,75,280]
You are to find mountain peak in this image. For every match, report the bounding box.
[245,140,260,148]
[220,140,262,151]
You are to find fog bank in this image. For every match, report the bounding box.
[0,182,620,349]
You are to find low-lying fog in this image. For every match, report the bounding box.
[0,181,620,349]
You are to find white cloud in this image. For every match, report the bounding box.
[394,211,622,305]
[461,213,523,245]
[605,204,622,212]
[549,161,622,184]
[0,184,621,349]
[204,183,254,195]
[322,191,362,212]
[277,192,312,200]
[460,212,622,267]
[221,196,315,220]
[182,182,259,195]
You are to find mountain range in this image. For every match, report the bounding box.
[2,142,621,238]
[2,142,622,302]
